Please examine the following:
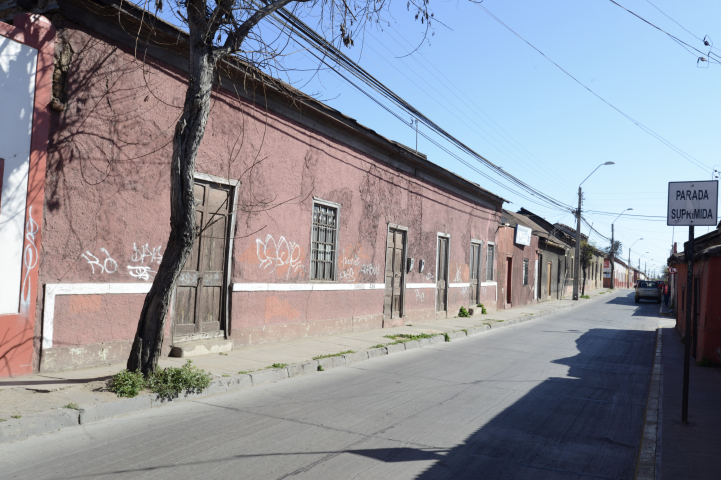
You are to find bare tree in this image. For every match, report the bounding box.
[127,0,433,373]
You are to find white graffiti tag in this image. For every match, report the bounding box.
[21,206,39,307]
[82,248,118,274]
[127,265,155,280]
[454,265,463,283]
[415,289,425,302]
[256,234,304,278]
[131,243,163,264]
[360,263,380,277]
[339,267,356,282]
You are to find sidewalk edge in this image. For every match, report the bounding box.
[635,326,662,480]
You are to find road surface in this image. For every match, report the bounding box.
[0,290,660,479]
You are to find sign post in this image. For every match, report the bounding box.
[667,180,718,424]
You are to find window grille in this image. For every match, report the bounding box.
[310,203,338,281]
[523,259,529,285]
[486,244,495,281]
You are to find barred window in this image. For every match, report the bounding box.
[486,243,495,281]
[310,202,338,281]
[523,259,529,285]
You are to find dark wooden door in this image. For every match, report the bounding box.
[506,258,513,305]
[436,237,449,312]
[174,180,231,337]
[470,243,481,305]
[384,229,405,320]
[547,262,552,297]
[693,277,700,358]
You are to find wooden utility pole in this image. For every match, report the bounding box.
[682,226,694,424]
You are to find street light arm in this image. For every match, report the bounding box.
[579,161,614,187]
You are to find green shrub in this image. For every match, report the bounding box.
[107,369,146,398]
[458,306,470,317]
[267,363,288,369]
[444,332,451,342]
[580,295,590,299]
[147,360,212,399]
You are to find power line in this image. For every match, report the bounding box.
[475,3,713,175]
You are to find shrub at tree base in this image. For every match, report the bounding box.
[107,369,146,398]
[458,306,470,317]
[107,360,212,399]
[147,360,213,399]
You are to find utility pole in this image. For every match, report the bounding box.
[575,162,613,299]
[573,187,582,300]
[682,227,694,424]
[611,224,615,289]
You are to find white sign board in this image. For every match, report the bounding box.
[667,181,718,226]
[514,224,532,246]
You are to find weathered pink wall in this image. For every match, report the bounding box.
[36,21,502,370]
[495,226,539,310]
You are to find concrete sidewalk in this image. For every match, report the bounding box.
[659,323,721,480]
[0,288,612,443]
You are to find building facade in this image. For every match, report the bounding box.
[1,6,505,376]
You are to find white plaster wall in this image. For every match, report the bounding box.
[0,35,38,314]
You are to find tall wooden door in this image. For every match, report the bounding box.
[693,277,700,358]
[535,255,541,300]
[384,228,406,320]
[506,258,513,305]
[547,262,552,297]
[436,237,449,312]
[173,180,231,337]
[470,243,481,305]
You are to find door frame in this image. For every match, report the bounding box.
[435,232,451,313]
[470,239,483,306]
[385,222,409,320]
[172,172,240,342]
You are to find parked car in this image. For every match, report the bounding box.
[635,280,661,303]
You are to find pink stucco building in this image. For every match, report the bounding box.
[0,3,506,376]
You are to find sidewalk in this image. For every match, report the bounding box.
[659,323,721,480]
[0,288,611,443]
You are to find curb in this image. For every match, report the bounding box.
[635,327,662,480]
[0,293,607,445]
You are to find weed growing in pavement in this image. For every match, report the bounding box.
[63,403,79,410]
[267,363,288,369]
[317,365,324,371]
[11,415,21,419]
[370,344,386,349]
[697,357,718,367]
[107,369,146,398]
[238,371,252,375]
[444,333,451,342]
[459,329,468,336]
[222,375,230,377]
[147,360,212,400]
[458,306,470,317]
[384,333,434,343]
[219,352,227,356]
[0,418,5,422]
[580,295,590,299]
[477,303,488,314]
[313,350,354,360]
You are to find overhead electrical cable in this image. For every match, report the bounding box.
[475,3,713,174]
[261,5,577,213]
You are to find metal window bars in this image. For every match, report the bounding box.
[486,244,495,281]
[523,259,529,285]
[311,204,337,281]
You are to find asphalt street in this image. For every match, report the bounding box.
[0,290,661,480]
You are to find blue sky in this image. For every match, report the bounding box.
[161,0,721,277]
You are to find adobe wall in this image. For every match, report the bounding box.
[494,226,539,310]
[36,21,501,371]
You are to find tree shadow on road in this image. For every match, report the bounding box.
[415,327,656,480]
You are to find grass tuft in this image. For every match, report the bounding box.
[63,403,79,410]
[444,332,451,342]
[313,350,354,360]
[267,363,288,369]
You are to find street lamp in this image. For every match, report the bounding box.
[610,208,632,289]
[573,161,615,300]
[639,252,649,277]
[628,238,642,287]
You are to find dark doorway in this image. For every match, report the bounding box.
[436,237,449,312]
[506,257,513,305]
[470,242,482,305]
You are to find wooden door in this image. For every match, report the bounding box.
[436,237,449,312]
[547,262,552,297]
[173,180,231,337]
[470,243,481,305]
[535,255,541,300]
[693,277,700,358]
[384,229,405,320]
[506,258,513,305]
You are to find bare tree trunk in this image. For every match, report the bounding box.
[127,39,218,375]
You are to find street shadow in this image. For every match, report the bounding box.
[415,327,656,479]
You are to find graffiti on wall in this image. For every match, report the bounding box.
[256,234,304,278]
[81,242,162,281]
[20,207,38,308]
[414,289,425,302]
[338,249,379,283]
[454,265,463,283]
